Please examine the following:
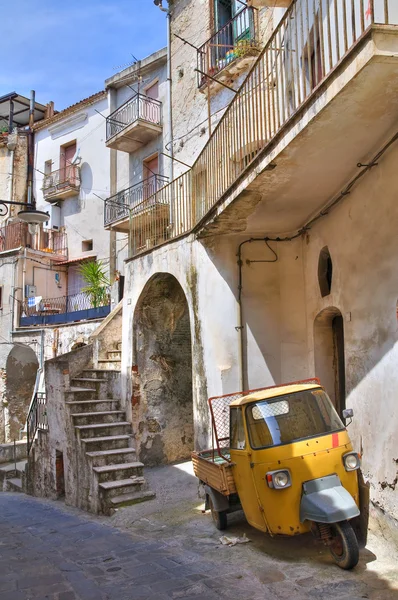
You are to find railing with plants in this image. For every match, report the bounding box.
[197,6,258,87]
[27,392,48,455]
[126,0,394,259]
[104,174,169,226]
[38,229,68,258]
[42,166,80,198]
[106,94,162,141]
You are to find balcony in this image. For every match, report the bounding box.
[197,6,260,90]
[20,290,110,327]
[42,166,80,202]
[106,94,162,153]
[104,174,169,232]
[0,222,67,258]
[127,0,398,258]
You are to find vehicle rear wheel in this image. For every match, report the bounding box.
[329,520,359,570]
[208,496,227,531]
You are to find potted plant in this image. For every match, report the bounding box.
[78,260,110,310]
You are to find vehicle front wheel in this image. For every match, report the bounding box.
[329,520,359,569]
[208,496,227,531]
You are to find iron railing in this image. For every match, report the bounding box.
[127,0,395,258]
[38,229,68,258]
[104,174,169,226]
[42,166,80,199]
[198,6,258,86]
[106,94,162,141]
[22,289,110,319]
[0,222,32,251]
[27,392,47,455]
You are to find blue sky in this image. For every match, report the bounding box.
[2,1,167,110]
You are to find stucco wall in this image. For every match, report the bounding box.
[121,139,398,522]
[34,96,111,266]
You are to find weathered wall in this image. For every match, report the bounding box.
[133,274,193,465]
[5,345,38,442]
[121,139,398,524]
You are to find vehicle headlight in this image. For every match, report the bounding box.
[343,452,361,471]
[266,469,291,489]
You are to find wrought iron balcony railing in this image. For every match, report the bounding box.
[197,6,258,87]
[42,166,80,201]
[106,94,162,142]
[127,0,394,259]
[20,289,111,326]
[104,174,169,227]
[27,392,47,455]
[0,221,31,251]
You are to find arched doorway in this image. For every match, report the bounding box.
[314,308,346,418]
[133,273,193,466]
[5,344,39,442]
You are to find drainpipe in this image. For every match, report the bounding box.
[27,90,35,206]
[155,1,174,227]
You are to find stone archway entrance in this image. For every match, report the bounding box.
[133,273,193,466]
[314,307,346,418]
[5,344,39,442]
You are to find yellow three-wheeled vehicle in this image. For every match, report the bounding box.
[192,379,369,570]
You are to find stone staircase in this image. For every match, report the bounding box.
[66,367,155,514]
[98,341,122,370]
[0,460,27,493]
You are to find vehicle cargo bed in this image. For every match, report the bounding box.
[192,449,236,496]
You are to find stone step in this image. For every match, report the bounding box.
[98,359,121,371]
[107,351,121,360]
[109,489,156,508]
[99,476,146,498]
[66,388,96,400]
[75,422,131,439]
[81,370,115,378]
[72,377,108,383]
[93,462,144,483]
[85,448,137,467]
[66,400,120,413]
[81,435,131,452]
[7,477,23,492]
[71,411,126,426]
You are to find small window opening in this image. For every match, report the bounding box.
[82,240,93,252]
[318,246,333,297]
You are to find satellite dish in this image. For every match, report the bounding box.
[71,148,82,165]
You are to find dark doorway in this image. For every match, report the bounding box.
[314,308,346,418]
[56,451,65,498]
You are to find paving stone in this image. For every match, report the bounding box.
[18,573,66,590]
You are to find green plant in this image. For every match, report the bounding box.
[78,260,110,309]
[0,126,9,134]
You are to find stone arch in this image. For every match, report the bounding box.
[314,307,346,417]
[132,273,194,466]
[5,344,39,441]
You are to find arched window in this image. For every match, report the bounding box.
[318,246,333,297]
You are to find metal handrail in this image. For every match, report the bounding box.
[42,166,80,195]
[106,93,162,141]
[22,289,111,318]
[128,0,391,259]
[27,391,48,455]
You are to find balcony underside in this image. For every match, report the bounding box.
[105,202,169,233]
[198,27,398,238]
[106,120,162,153]
[44,185,80,202]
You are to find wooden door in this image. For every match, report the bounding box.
[60,142,76,184]
[143,155,159,200]
[146,81,159,100]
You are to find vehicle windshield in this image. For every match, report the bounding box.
[245,388,344,449]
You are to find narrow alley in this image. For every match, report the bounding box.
[0,460,397,600]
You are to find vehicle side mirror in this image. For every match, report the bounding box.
[342,408,354,424]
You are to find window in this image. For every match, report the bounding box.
[82,240,93,252]
[230,407,246,450]
[246,389,344,450]
[318,246,333,297]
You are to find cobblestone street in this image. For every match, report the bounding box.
[1,463,398,600]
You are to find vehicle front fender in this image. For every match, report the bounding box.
[300,474,360,524]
